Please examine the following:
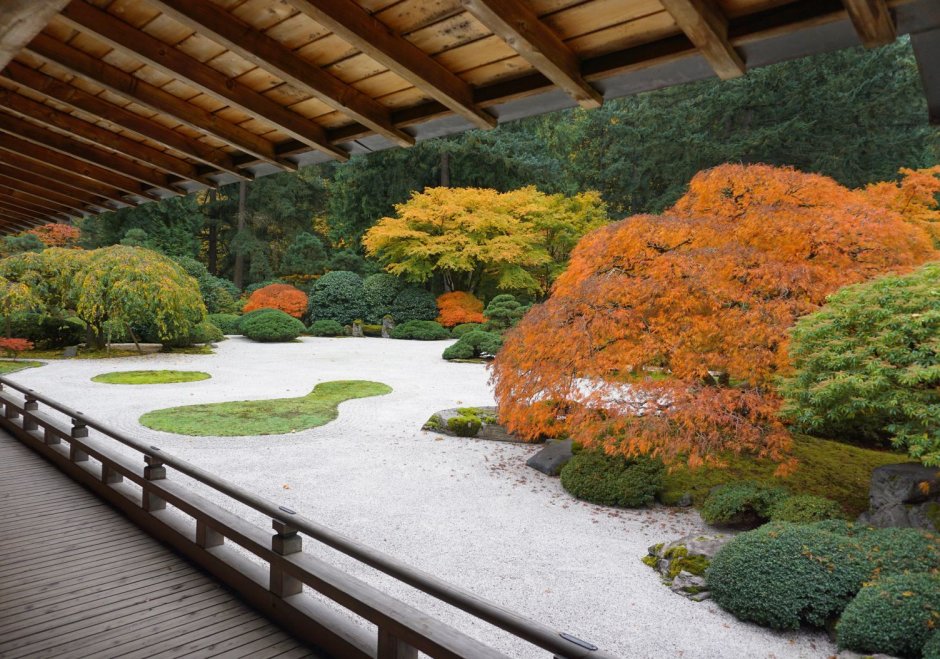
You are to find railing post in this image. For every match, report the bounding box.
[69,417,88,463]
[196,519,224,549]
[101,462,122,485]
[44,426,60,445]
[22,392,38,431]
[269,518,302,597]
[142,452,166,512]
[5,395,19,419]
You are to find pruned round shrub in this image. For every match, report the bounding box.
[451,322,486,338]
[240,309,306,342]
[560,450,664,508]
[207,313,241,335]
[363,273,403,322]
[191,320,223,344]
[781,262,940,464]
[701,481,789,528]
[390,320,450,340]
[770,494,845,524]
[483,294,530,330]
[390,287,438,323]
[442,330,502,360]
[436,291,485,327]
[242,283,308,318]
[307,271,368,326]
[708,522,940,631]
[447,415,482,437]
[837,573,940,658]
[308,319,345,337]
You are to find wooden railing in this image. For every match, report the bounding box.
[0,376,617,659]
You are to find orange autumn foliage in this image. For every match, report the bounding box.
[242,284,307,319]
[435,291,485,327]
[860,165,940,244]
[491,164,938,470]
[23,223,81,248]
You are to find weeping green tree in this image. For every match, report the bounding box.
[72,246,206,350]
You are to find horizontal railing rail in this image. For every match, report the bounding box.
[0,376,617,659]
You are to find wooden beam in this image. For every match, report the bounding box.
[459,0,601,109]
[0,0,69,69]
[0,207,45,230]
[26,33,291,170]
[659,0,745,79]
[0,151,127,208]
[59,1,348,161]
[148,0,414,148]
[0,133,149,204]
[0,172,94,214]
[0,111,173,195]
[841,0,895,48]
[911,28,940,125]
[1,61,247,180]
[283,0,496,129]
[0,198,54,224]
[0,88,212,187]
[0,186,76,217]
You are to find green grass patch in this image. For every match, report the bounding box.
[140,380,392,436]
[0,360,44,374]
[660,434,908,516]
[92,370,211,385]
[22,345,213,360]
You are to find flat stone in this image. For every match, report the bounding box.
[662,533,732,561]
[525,439,573,476]
[422,407,524,443]
[62,345,78,358]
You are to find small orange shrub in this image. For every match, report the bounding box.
[24,223,81,248]
[435,291,485,327]
[242,284,307,319]
[0,338,34,358]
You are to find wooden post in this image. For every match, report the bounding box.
[142,453,166,511]
[43,426,60,445]
[22,392,37,430]
[101,462,122,484]
[269,519,302,597]
[69,417,88,462]
[196,519,224,548]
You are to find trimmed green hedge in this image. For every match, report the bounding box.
[769,494,846,524]
[390,320,450,340]
[307,271,367,326]
[451,322,486,338]
[208,313,241,334]
[241,309,305,342]
[442,330,502,360]
[390,287,438,323]
[308,319,345,336]
[1,313,85,349]
[700,482,789,527]
[560,450,664,508]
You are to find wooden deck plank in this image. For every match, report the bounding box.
[0,429,317,658]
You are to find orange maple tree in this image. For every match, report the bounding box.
[0,338,34,359]
[491,164,937,470]
[435,291,485,327]
[23,223,81,248]
[242,283,308,319]
[859,165,940,243]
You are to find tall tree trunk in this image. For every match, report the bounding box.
[440,151,450,187]
[233,180,247,290]
[206,188,218,275]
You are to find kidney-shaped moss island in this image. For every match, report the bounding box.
[139,380,392,436]
[93,370,211,384]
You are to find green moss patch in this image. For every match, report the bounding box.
[660,435,907,516]
[140,380,392,436]
[0,360,44,375]
[93,370,211,385]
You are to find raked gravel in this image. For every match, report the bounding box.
[9,336,834,658]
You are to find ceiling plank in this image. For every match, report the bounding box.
[149,0,414,148]
[0,185,76,217]
[841,0,895,48]
[0,198,56,224]
[0,0,69,69]
[0,111,174,194]
[1,61,247,180]
[0,88,212,187]
[59,1,348,161]
[26,33,291,170]
[659,0,745,79]
[459,0,601,109]
[0,172,94,214]
[0,132,155,202]
[0,211,41,232]
[283,0,496,129]
[0,151,127,208]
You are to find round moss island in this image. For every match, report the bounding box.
[92,370,211,385]
[139,380,392,436]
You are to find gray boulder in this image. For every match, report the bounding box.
[381,316,395,338]
[525,439,573,476]
[858,463,940,531]
[642,533,732,601]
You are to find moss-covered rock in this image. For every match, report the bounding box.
[642,533,731,601]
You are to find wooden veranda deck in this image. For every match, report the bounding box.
[0,428,318,659]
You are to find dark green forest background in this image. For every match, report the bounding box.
[77,40,940,289]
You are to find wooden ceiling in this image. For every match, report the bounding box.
[0,0,938,233]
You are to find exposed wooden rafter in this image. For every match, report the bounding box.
[57,1,349,162]
[841,0,896,47]
[282,0,497,129]
[0,151,128,208]
[0,61,247,180]
[659,0,746,79]
[26,33,293,171]
[0,172,94,214]
[0,185,76,217]
[148,0,414,148]
[0,198,56,225]
[459,0,602,109]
